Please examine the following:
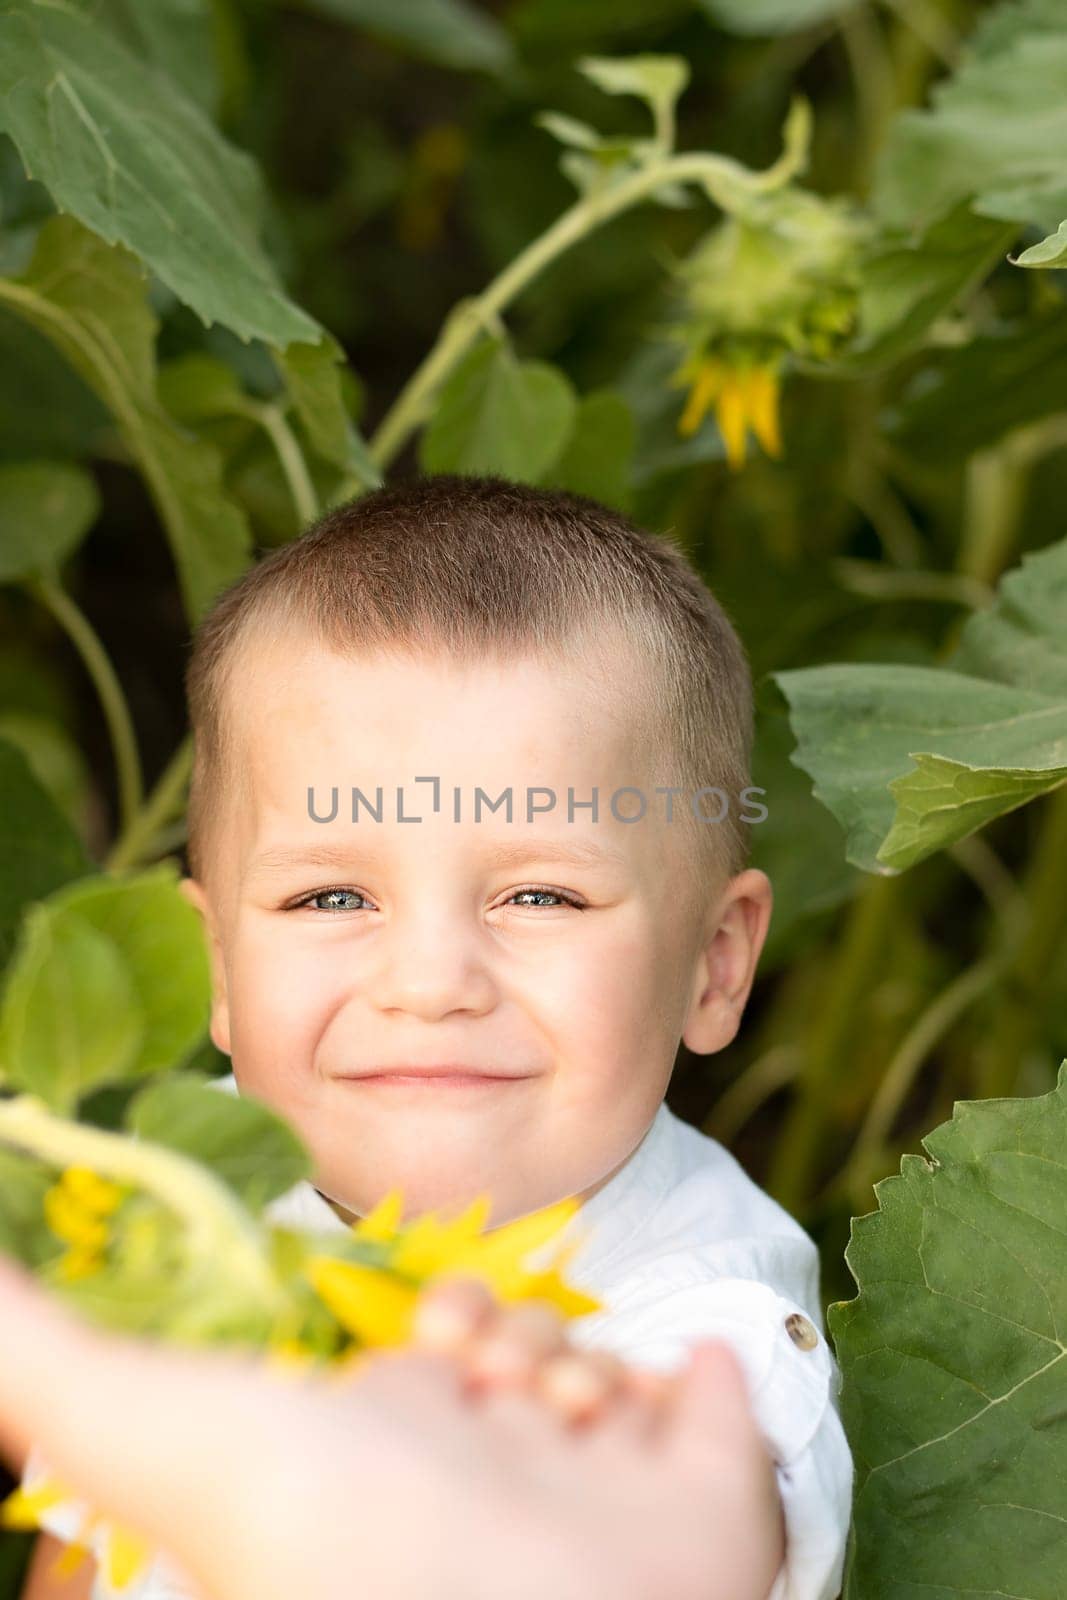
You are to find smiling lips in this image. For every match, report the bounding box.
[341,1064,533,1086]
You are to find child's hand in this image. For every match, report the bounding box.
[412,1277,669,1426]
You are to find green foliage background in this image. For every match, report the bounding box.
[1,0,1066,1594]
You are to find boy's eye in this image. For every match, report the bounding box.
[297,888,369,912]
[289,886,583,912]
[505,887,582,909]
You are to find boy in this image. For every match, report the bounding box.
[24,474,851,1599]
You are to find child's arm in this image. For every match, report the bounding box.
[20,1533,93,1600]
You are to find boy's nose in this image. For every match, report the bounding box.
[368,914,496,1020]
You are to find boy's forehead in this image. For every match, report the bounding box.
[219,631,682,880]
[231,632,658,777]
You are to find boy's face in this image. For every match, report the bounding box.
[182,634,770,1226]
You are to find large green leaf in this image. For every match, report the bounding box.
[0,459,100,581]
[0,216,253,620]
[45,864,212,1080]
[842,204,1016,372]
[774,535,1067,872]
[873,0,1067,252]
[829,1064,1067,1600]
[885,310,1067,459]
[0,0,320,347]
[540,389,635,513]
[0,901,144,1111]
[299,0,513,72]
[127,1074,312,1215]
[0,737,91,973]
[419,334,578,482]
[0,304,111,462]
[69,0,222,117]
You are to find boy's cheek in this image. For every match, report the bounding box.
[209,995,232,1056]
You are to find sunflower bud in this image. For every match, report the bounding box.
[662,185,869,467]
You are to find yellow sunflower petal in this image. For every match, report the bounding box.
[351,1189,404,1242]
[746,364,783,458]
[714,372,750,470]
[54,1246,105,1282]
[103,1524,152,1592]
[677,356,726,437]
[62,1168,123,1216]
[1,1481,72,1530]
[307,1259,418,1346]
[44,1186,108,1252]
[50,1542,91,1580]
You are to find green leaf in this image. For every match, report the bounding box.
[696,0,850,32]
[0,711,92,838]
[157,351,246,424]
[1,215,253,620]
[0,0,321,347]
[273,337,382,489]
[774,534,1067,872]
[127,1074,313,1214]
[68,0,222,118]
[0,305,111,463]
[749,709,861,971]
[0,460,100,581]
[885,310,1067,459]
[829,1064,1067,1600]
[44,864,212,1080]
[540,389,635,512]
[0,901,144,1111]
[842,203,1015,372]
[873,3,1067,242]
[0,737,91,972]
[0,1148,54,1266]
[1012,216,1067,268]
[299,0,513,73]
[576,53,690,126]
[418,335,578,483]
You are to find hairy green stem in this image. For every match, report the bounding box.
[106,735,193,874]
[26,575,143,837]
[368,108,811,472]
[242,401,320,528]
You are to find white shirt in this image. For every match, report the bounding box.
[29,1079,852,1600]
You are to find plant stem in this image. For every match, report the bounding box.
[26,575,143,837]
[367,113,811,472]
[243,401,320,527]
[106,734,193,874]
[768,873,901,1212]
[839,4,896,197]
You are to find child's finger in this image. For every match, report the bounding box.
[655,1339,759,1463]
[411,1277,495,1352]
[533,1348,629,1424]
[463,1302,568,1385]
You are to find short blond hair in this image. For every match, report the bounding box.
[184,474,753,896]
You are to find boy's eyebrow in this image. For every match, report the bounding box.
[246,837,630,878]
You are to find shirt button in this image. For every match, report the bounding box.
[784,1312,819,1351]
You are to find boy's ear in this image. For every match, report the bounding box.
[179,876,232,1058]
[681,869,773,1058]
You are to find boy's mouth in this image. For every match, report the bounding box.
[335,1064,536,1087]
